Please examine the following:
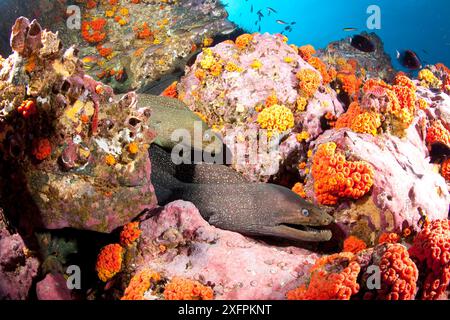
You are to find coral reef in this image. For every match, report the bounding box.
[0,17,157,233]
[119,200,320,300]
[179,33,344,181]
[286,253,360,300]
[357,244,418,300]
[409,219,450,300]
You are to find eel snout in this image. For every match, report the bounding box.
[259,209,334,242]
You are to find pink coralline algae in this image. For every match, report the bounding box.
[306,128,449,239]
[178,33,344,181]
[0,219,39,300]
[36,273,73,300]
[124,200,320,300]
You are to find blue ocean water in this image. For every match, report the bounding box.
[223,0,450,70]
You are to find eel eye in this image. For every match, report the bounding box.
[302,208,310,217]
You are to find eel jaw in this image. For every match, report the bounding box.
[261,224,333,242]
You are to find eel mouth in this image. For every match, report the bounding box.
[266,224,333,242]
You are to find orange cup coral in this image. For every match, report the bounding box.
[96,243,124,282]
[120,221,141,247]
[287,253,360,300]
[312,142,375,205]
[163,277,214,300]
[343,236,367,254]
[426,120,450,146]
[297,68,321,98]
[361,244,418,300]
[235,34,253,49]
[121,269,162,300]
[409,219,450,300]
[32,138,52,161]
[17,99,37,118]
[378,232,401,245]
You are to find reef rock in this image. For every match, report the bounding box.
[0,18,157,233]
[179,33,344,181]
[0,210,39,300]
[36,273,73,300]
[307,127,449,243]
[317,32,395,82]
[127,200,320,300]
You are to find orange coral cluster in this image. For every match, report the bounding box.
[441,158,450,181]
[378,232,401,244]
[96,243,124,282]
[121,269,162,300]
[32,138,51,161]
[120,222,142,247]
[335,102,381,136]
[287,253,360,300]
[297,45,335,84]
[235,34,253,49]
[343,236,367,254]
[297,68,322,98]
[163,277,214,300]
[161,81,178,98]
[312,142,375,205]
[96,44,113,58]
[292,182,306,198]
[409,219,450,300]
[81,18,107,43]
[134,22,153,40]
[426,120,450,146]
[17,99,37,118]
[298,45,316,62]
[364,244,418,300]
[335,59,362,98]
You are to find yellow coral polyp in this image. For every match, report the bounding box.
[296,96,308,111]
[210,62,223,77]
[350,112,382,136]
[225,62,240,72]
[127,142,139,154]
[296,131,310,142]
[257,104,295,137]
[419,69,442,89]
[200,54,215,70]
[121,269,161,300]
[250,59,262,70]
[105,154,116,166]
[312,142,375,205]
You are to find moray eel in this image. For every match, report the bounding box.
[138,94,225,158]
[138,95,333,241]
[149,145,333,242]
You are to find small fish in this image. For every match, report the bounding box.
[257,9,264,17]
[291,22,297,25]
[350,34,376,53]
[267,7,277,15]
[251,5,253,13]
[429,141,450,163]
[396,49,422,70]
[343,27,358,32]
[258,25,261,32]
[276,20,288,25]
